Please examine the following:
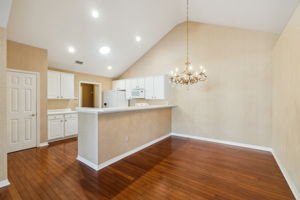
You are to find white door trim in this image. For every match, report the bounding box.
[7,69,41,148]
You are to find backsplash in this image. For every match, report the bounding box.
[48,99,79,110]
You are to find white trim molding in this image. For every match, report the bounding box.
[98,133,171,170]
[0,179,10,188]
[272,150,300,200]
[38,142,49,147]
[171,132,299,200]
[77,133,171,171]
[171,133,272,152]
[77,156,100,171]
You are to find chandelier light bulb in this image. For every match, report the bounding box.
[175,68,179,72]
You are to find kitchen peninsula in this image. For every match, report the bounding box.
[76,105,175,170]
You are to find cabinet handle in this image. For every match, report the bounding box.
[60,120,63,122]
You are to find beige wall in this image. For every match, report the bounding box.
[7,40,48,143]
[48,67,112,110]
[272,5,300,195]
[99,108,171,163]
[0,28,7,182]
[120,22,278,147]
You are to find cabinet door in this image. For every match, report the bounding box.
[145,77,154,99]
[137,78,145,89]
[48,119,64,140]
[113,80,126,90]
[61,72,74,99]
[48,71,61,99]
[112,81,118,90]
[65,117,78,137]
[154,75,165,99]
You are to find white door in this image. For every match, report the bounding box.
[145,76,154,99]
[61,72,74,99]
[7,71,37,153]
[48,70,61,99]
[48,117,64,140]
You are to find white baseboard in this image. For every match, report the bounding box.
[171,133,272,152]
[77,156,100,171]
[171,132,299,200]
[0,179,10,188]
[38,142,49,147]
[77,133,171,171]
[98,133,171,170]
[272,150,300,200]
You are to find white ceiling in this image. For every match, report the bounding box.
[7,0,299,77]
[0,0,12,27]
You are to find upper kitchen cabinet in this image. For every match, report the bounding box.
[145,75,168,100]
[61,72,75,99]
[112,80,126,91]
[48,70,75,99]
[128,78,145,90]
[48,70,61,99]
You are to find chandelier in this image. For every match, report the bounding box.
[169,0,207,86]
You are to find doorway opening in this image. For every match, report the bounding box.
[79,81,102,108]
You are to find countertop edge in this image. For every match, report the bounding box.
[76,105,176,114]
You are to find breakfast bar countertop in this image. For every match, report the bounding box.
[76,105,176,114]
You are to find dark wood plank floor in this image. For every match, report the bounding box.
[0,136,295,200]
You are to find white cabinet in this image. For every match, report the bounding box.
[128,78,145,90]
[48,115,65,140]
[61,73,75,99]
[115,75,168,100]
[112,80,126,90]
[64,114,78,137]
[48,71,61,99]
[48,113,78,140]
[48,70,75,99]
[145,75,167,100]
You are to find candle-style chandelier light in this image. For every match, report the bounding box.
[169,0,208,86]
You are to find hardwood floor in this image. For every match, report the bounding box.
[0,136,295,200]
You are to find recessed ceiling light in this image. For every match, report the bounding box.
[68,46,75,53]
[136,36,142,42]
[99,46,111,55]
[107,66,112,70]
[91,9,99,18]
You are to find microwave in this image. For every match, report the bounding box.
[130,89,145,99]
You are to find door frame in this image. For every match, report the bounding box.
[7,69,41,148]
[79,81,102,108]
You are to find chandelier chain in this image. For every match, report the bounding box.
[186,0,189,66]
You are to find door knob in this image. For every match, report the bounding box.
[31,114,36,117]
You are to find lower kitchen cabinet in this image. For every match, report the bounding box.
[48,113,78,140]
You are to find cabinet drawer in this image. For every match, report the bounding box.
[65,113,78,119]
[48,115,64,120]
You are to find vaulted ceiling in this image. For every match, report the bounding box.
[7,0,300,77]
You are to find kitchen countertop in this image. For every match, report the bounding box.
[76,105,176,114]
[48,109,78,115]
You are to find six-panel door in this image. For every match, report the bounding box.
[7,71,37,153]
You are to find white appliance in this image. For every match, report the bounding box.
[103,90,128,108]
[130,89,145,99]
